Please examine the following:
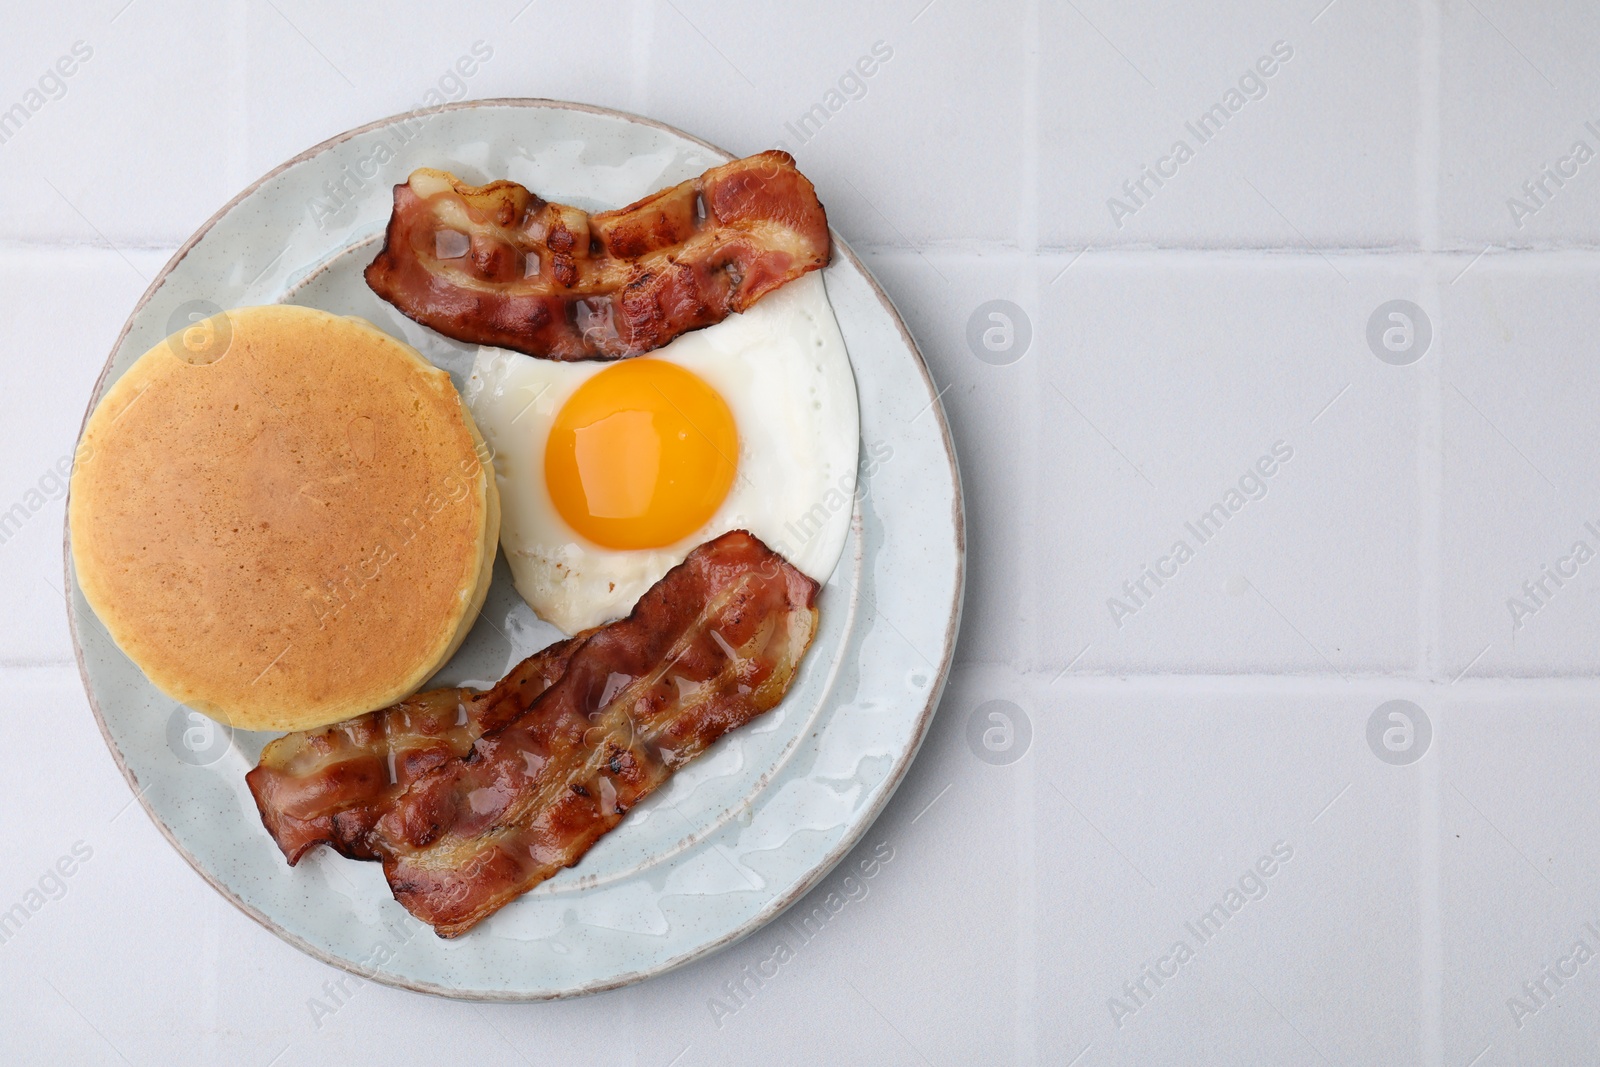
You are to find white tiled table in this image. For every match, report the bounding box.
[4,1,1599,1063]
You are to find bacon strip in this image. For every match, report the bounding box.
[246,636,583,863]
[365,530,819,937]
[363,151,831,361]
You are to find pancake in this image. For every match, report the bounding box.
[69,304,499,732]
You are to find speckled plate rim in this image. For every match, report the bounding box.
[64,97,964,1000]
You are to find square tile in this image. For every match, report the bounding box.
[1440,258,1600,677]
[1038,0,1422,249]
[1033,255,1423,675]
[1440,0,1600,248]
[1004,672,1423,1063]
[0,2,241,245]
[1441,691,1600,1066]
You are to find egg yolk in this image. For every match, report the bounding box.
[544,359,738,550]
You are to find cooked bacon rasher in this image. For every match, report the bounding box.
[247,636,585,863]
[363,151,831,361]
[365,531,818,937]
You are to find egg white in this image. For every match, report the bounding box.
[464,273,859,634]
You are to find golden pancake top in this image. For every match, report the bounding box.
[69,305,499,732]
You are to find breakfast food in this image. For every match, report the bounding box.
[78,131,856,951]
[69,305,499,732]
[248,530,819,937]
[364,151,831,360]
[367,531,819,936]
[247,632,586,863]
[467,272,858,634]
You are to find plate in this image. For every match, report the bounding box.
[65,99,963,1000]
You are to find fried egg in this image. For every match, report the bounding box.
[465,273,859,634]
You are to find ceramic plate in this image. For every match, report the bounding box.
[65,99,963,1000]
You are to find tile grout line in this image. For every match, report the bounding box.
[228,0,249,195]
[14,242,1600,265]
[16,658,1600,692]
[817,244,1600,259]
[1018,1,1041,1061]
[628,0,657,117]
[1416,0,1444,1063]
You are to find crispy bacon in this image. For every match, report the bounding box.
[363,151,831,361]
[246,636,584,863]
[364,530,819,937]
